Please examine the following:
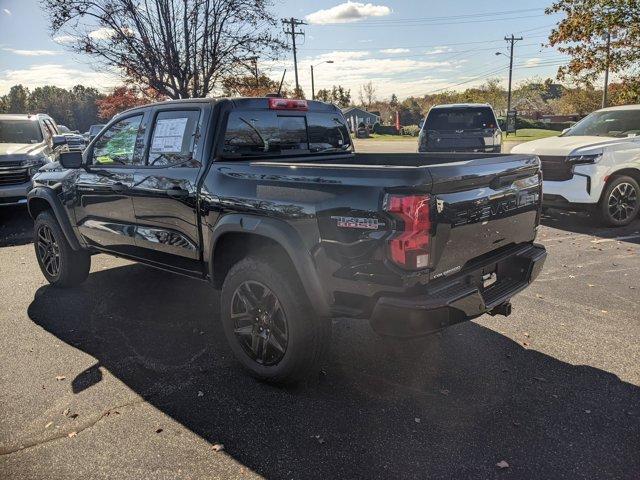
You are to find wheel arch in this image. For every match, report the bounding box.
[209,214,331,317]
[27,187,82,251]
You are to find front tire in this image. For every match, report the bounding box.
[599,176,639,227]
[220,255,329,384]
[34,210,90,287]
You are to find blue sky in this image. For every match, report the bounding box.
[0,0,569,99]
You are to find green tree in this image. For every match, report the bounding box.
[546,0,640,90]
[2,85,29,113]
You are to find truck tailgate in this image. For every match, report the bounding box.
[426,154,541,278]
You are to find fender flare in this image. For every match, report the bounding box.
[27,187,82,251]
[209,214,331,317]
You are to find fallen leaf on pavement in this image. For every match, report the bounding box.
[440,389,450,395]
[212,443,225,452]
[584,409,591,414]
[63,408,70,416]
[197,391,204,397]
[496,460,509,469]
[45,422,53,429]
[535,294,543,299]
[67,431,77,438]
[414,417,421,423]
[156,428,163,433]
[55,375,66,381]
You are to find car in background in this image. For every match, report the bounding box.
[84,124,105,142]
[418,103,502,153]
[511,105,640,226]
[0,113,66,207]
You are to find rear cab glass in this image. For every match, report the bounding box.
[222,109,352,159]
[425,107,498,131]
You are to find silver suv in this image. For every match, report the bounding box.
[0,113,61,206]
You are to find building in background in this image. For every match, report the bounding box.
[341,107,381,132]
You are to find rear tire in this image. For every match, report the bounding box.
[34,210,90,287]
[220,255,330,385]
[598,176,639,227]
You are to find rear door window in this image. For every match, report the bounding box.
[147,110,201,166]
[426,107,497,131]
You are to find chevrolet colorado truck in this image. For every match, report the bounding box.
[28,97,546,384]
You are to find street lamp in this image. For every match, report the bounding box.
[311,60,334,100]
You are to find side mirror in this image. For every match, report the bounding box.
[52,135,68,148]
[59,150,84,169]
[561,128,571,135]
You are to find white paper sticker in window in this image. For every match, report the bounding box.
[151,117,188,153]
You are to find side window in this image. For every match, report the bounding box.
[41,121,53,143]
[92,115,145,166]
[44,119,58,135]
[147,110,200,167]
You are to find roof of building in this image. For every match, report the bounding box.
[341,106,381,116]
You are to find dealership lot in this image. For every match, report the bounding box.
[1,201,639,479]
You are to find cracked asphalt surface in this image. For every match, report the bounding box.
[1,202,639,479]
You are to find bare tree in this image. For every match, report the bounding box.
[358,81,376,110]
[44,0,286,99]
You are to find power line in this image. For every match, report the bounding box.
[300,34,549,52]
[310,13,549,28]
[282,17,306,94]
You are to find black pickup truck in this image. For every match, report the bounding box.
[28,97,546,383]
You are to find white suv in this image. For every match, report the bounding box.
[511,105,640,226]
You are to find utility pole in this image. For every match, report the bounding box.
[505,34,522,115]
[282,17,306,96]
[602,30,611,108]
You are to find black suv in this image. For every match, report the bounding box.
[28,97,545,384]
[418,103,502,153]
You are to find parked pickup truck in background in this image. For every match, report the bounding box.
[28,97,546,384]
[0,113,68,207]
[511,105,640,226]
[418,103,502,153]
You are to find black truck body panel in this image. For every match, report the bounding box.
[29,97,546,335]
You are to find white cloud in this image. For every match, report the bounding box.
[525,57,542,67]
[263,51,454,98]
[2,8,11,16]
[0,64,120,94]
[306,2,391,25]
[53,35,75,44]
[3,48,57,57]
[89,27,117,40]
[380,48,410,54]
[425,46,452,55]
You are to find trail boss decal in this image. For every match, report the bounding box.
[331,216,384,230]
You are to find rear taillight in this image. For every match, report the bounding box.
[384,194,431,269]
[268,98,308,111]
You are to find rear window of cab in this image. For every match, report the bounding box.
[426,107,498,131]
[222,110,352,158]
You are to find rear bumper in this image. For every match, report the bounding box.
[369,244,546,337]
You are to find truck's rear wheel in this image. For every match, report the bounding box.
[34,210,90,287]
[220,256,329,384]
[599,176,639,227]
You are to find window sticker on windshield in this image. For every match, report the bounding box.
[151,117,188,153]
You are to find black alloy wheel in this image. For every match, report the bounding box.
[231,280,289,366]
[36,224,61,278]
[607,181,638,223]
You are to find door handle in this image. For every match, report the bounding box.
[165,188,189,198]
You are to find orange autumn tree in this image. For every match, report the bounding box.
[96,86,164,121]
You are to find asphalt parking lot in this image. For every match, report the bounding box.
[1,201,639,479]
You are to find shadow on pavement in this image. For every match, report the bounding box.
[28,263,639,479]
[0,206,33,247]
[541,208,640,244]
